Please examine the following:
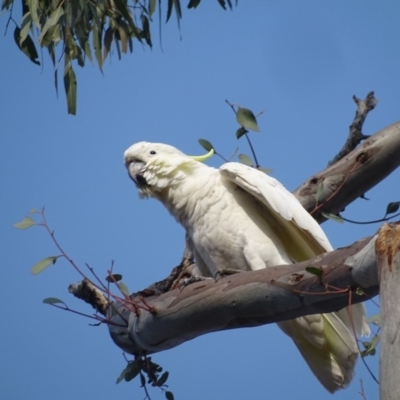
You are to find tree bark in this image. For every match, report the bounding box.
[377,222,400,400]
[105,231,382,356]
[294,120,400,222]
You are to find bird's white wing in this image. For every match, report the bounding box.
[220,162,333,261]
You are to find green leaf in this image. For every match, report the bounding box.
[166,0,182,23]
[113,0,141,40]
[361,335,380,357]
[103,26,114,61]
[217,0,228,10]
[305,266,322,278]
[13,27,40,65]
[165,391,175,400]
[117,20,130,53]
[118,282,130,296]
[28,208,40,214]
[64,61,77,115]
[356,287,366,296]
[149,0,157,16]
[141,15,152,47]
[92,24,103,71]
[29,0,41,29]
[32,256,58,274]
[321,212,344,223]
[238,154,253,166]
[14,216,36,229]
[236,107,260,132]
[315,182,324,202]
[2,0,13,10]
[118,359,142,383]
[198,139,214,152]
[367,314,381,326]
[41,24,61,47]
[43,297,66,306]
[257,166,272,175]
[236,126,248,139]
[106,274,123,282]
[188,0,201,8]
[157,371,169,386]
[83,41,93,64]
[19,12,32,46]
[39,5,65,44]
[385,201,400,216]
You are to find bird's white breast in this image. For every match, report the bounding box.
[163,170,292,276]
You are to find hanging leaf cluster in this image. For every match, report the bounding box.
[2,0,236,115]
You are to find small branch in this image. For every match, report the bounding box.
[68,279,110,316]
[294,121,400,222]
[328,92,378,166]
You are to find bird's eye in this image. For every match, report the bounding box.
[150,150,156,155]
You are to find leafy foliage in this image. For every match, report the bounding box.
[31,255,58,274]
[2,0,236,114]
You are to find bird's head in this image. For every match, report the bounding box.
[124,141,214,198]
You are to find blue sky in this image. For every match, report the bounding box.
[1,1,399,399]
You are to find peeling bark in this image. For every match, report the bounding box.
[377,222,400,400]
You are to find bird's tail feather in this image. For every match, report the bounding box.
[277,311,361,393]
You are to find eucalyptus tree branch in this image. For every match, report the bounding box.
[293,120,400,223]
[328,92,378,167]
[101,226,388,356]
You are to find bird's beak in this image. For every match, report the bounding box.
[188,148,215,162]
[127,161,147,185]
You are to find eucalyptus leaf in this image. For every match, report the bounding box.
[385,201,400,216]
[165,391,175,400]
[149,0,157,16]
[236,127,248,139]
[106,274,123,282]
[321,212,344,223]
[118,282,130,296]
[188,0,201,8]
[157,371,169,386]
[236,107,260,132]
[32,256,58,274]
[238,153,253,166]
[19,12,32,46]
[103,26,114,61]
[29,0,41,28]
[367,314,381,326]
[43,297,66,306]
[13,28,40,65]
[14,216,36,229]
[64,62,77,115]
[257,166,273,175]
[39,5,65,43]
[198,139,214,152]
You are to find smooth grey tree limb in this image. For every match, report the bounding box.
[106,229,385,356]
[294,120,400,222]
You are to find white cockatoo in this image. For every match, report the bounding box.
[124,141,370,393]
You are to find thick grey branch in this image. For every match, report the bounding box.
[328,92,378,167]
[106,229,385,356]
[378,222,400,400]
[294,121,400,222]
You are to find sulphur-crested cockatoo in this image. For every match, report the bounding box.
[124,141,370,393]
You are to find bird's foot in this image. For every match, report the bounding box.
[178,275,211,291]
[214,268,243,282]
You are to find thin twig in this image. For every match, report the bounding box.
[328,92,377,166]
